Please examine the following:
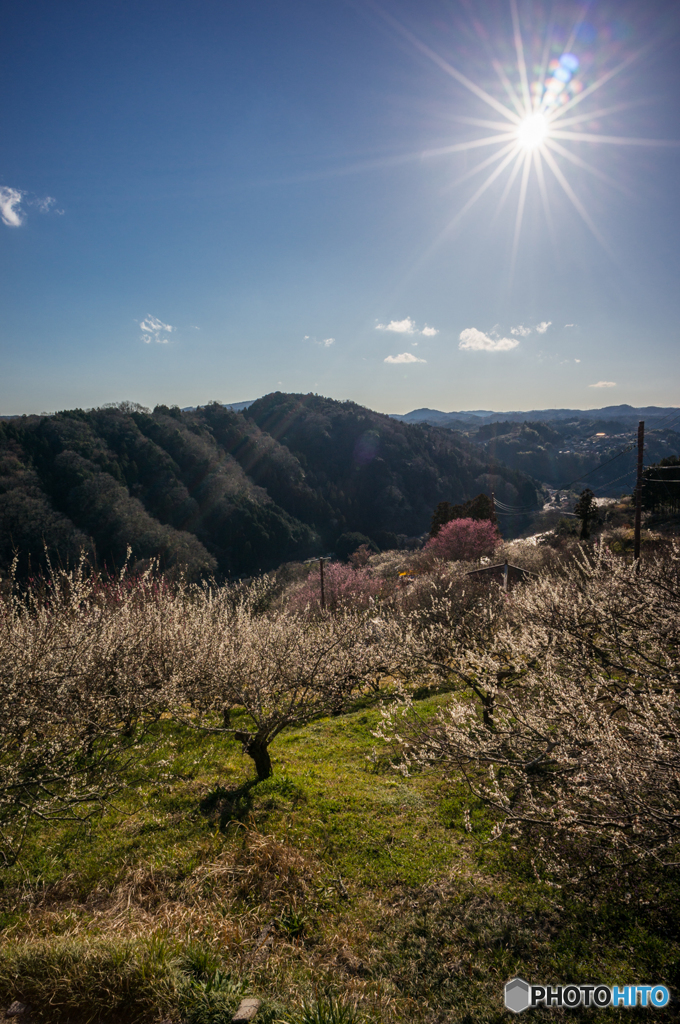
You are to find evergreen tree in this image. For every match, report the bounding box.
[574,487,598,539]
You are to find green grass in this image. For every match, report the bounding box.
[1,698,678,1023]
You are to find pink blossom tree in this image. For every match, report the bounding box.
[423,517,501,563]
[289,561,382,613]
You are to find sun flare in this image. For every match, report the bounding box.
[517,112,549,151]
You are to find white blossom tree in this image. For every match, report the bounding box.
[170,581,402,780]
[0,559,176,864]
[379,545,680,874]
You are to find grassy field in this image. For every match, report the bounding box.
[1,696,678,1024]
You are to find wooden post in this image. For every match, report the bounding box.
[319,557,326,611]
[634,420,644,561]
[503,559,508,593]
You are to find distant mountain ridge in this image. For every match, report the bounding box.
[391,405,679,428]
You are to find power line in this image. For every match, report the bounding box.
[589,468,638,493]
[494,499,543,512]
[647,408,680,431]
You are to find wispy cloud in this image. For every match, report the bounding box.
[509,320,551,336]
[139,315,175,344]
[589,380,616,388]
[458,328,518,352]
[31,195,63,214]
[0,187,24,227]
[384,352,426,364]
[305,334,335,347]
[376,317,438,337]
[565,323,575,327]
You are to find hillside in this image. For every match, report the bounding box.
[0,394,538,579]
[464,419,680,493]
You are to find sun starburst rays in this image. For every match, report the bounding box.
[374,1,679,268]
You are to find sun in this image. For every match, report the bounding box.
[517,112,549,151]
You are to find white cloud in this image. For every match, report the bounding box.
[384,352,426,364]
[303,335,310,340]
[377,317,417,334]
[536,320,552,333]
[511,324,531,336]
[589,380,617,388]
[575,358,581,363]
[321,337,335,347]
[139,315,175,344]
[1,188,64,226]
[458,328,519,352]
[0,187,24,227]
[376,317,438,337]
[565,323,575,327]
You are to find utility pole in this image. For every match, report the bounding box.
[634,420,644,561]
[319,557,326,611]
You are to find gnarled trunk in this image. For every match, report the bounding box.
[234,730,273,780]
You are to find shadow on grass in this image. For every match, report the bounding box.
[199,779,258,829]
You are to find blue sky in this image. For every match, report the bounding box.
[1,0,679,415]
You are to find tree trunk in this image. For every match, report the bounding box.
[248,739,273,781]
[481,694,494,728]
[235,731,273,780]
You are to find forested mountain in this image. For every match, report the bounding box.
[0,393,538,579]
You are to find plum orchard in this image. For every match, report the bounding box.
[2,542,679,878]
[378,545,680,874]
[0,568,406,861]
